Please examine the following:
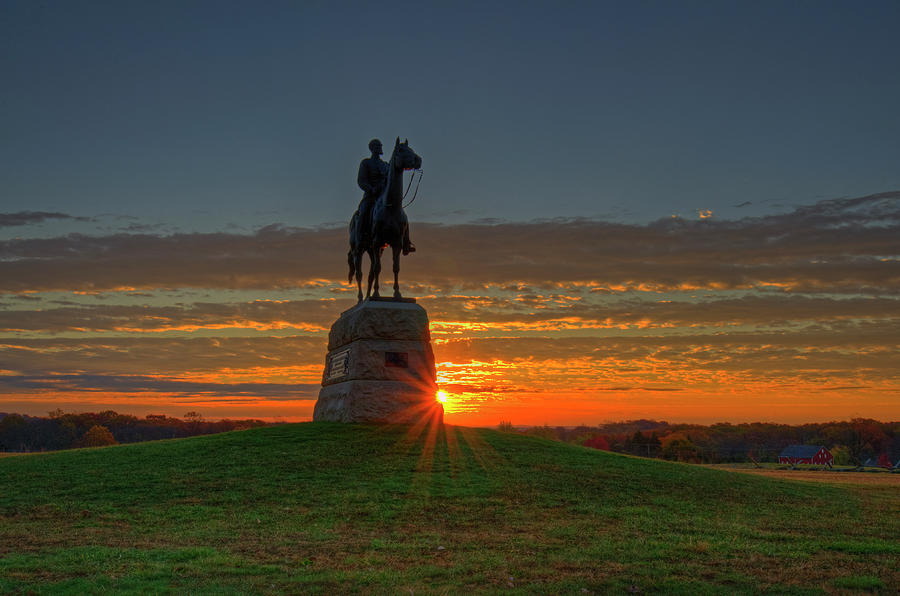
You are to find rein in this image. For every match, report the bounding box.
[402,169,423,208]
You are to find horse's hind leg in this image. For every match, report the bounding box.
[354,251,364,302]
[347,250,355,285]
[392,244,402,299]
[365,249,374,299]
[369,247,382,299]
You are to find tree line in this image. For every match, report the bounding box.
[0,410,268,452]
[500,418,900,467]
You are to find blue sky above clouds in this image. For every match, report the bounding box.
[2,0,899,235]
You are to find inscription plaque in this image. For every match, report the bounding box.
[384,351,408,368]
[326,348,351,381]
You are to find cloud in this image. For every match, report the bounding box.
[6,319,896,385]
[421,294,900,330]
[2,323,897,414]
[117,222,169,233]
[1,192,898,294]
[0,212,90,227]
[0,373,319,400]
[0,298,349,333]
[2,294,897,336]
[0,226,344,293]
[432,325,900,366]
[0,336,327,375]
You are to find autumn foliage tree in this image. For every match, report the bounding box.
[830,445,852,466]
[583,435,610,450]
[77,425,118,448]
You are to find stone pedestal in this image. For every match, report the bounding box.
[313,299,443,423]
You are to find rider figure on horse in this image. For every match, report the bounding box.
[356,138,415,255]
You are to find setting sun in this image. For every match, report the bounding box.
[436,390,448,403]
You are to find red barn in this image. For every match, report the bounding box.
[778,445,833,466]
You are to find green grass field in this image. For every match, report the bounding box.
[1,421,897,594]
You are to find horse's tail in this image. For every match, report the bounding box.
[347,249,355,284]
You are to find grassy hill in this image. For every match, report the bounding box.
[1,421,897,594]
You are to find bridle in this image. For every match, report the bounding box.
[383,149,423,208]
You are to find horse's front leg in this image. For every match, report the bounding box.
[392,244,402,299]
[371,246,383,299]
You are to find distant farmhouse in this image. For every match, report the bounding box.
[778,445,833,466]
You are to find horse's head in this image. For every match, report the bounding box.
[392,137,422,171]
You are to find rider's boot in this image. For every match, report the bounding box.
[402,229,416,255]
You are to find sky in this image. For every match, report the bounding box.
[1,0,899,425]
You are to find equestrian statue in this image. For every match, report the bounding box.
[348,137,422,301]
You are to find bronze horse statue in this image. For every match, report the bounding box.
[348,138,422,301]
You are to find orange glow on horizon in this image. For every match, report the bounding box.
[3,275,899,426]
[2,379,898,426]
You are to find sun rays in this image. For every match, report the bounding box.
[372,411,505,501]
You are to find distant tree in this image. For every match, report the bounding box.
[661,433,701,463]
[583,435,610,450]
[632,431,644,455]
[497,421,514,432]
[831,445,852,466]
[567,428,597,446]
[628,431,657,456]
[98,410,120,422]
[847,419,889,466]
[0,409,267,452]
[184,411,204,433]
[77,425,118,448]
[0,414,28,451]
